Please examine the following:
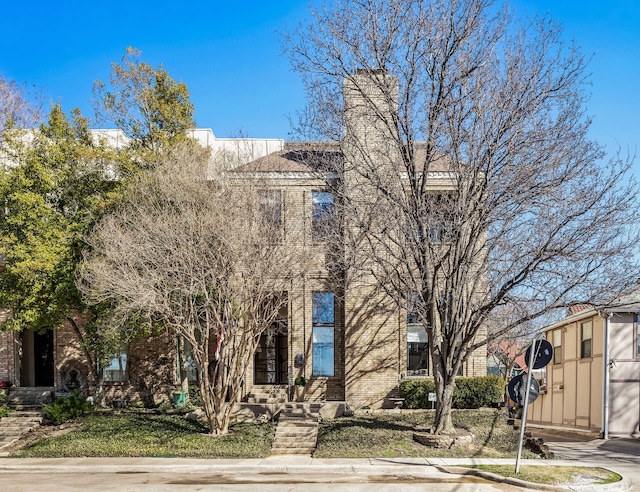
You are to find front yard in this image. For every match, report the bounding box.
[9,407,537,459]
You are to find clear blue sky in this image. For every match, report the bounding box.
[1,1,638,172]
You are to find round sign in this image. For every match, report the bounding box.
[524,339,554,369]
[507,373,540,406]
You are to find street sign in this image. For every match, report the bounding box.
[507,373,540,406]
[428,393,436,402]
[524,339,553,369]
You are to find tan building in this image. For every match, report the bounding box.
[528,295,640,438]
[0,73,487,410]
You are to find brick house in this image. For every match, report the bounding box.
[0,72,487,409]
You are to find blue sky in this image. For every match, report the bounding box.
[1,1,638,172]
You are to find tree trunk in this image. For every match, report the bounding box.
[176,336,189,394]
[68,317,105,406]
[433,365,456,435]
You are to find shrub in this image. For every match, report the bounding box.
[399,376,504,409]
[0,391,12,418]
[44,390,92,425]
[452,376,504,409]
[188,385,202,407]
[398,378,435,409]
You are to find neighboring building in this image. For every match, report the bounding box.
[528,295,640,438]
[0,72,487,410]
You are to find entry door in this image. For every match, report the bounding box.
[254,324,288,385]
[33,331,54,386]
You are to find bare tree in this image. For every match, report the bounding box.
[284,0,640,434]
[79,143,310,435]
[0,76,41,135]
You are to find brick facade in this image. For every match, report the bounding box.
[1,71,487,408]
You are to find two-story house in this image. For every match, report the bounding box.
[528,292,640,438]
[0,72,487,411]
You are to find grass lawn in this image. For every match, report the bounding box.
[463,464,622,487]
[13,410,275,458]
[315,408,540,458]
[12,407,538,459]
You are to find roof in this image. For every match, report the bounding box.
[234,144,343,174]
[233,141,455,175]
[602,285,640,313]
[541,286,640,332]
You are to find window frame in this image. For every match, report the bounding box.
[312,292,335,377]
[259,189,283,242]
[552,329,562,365]
[580,320,593,359]
[103,352,127,383]
[311,190,335,242]
[406,293,430,376]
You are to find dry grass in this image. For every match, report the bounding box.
[315,408,540,458]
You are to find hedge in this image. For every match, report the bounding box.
[399,375,504,409]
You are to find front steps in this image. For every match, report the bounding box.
[234,386,288,422]
[0,410,44,450]
[5,387,54,410]
[0,387,52,450]
[270,402,321,456]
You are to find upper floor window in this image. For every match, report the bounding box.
[580,320,592,359]
[552,329,562,364]
[427,194,455,243]
[312,191,334,241]
[312,292,335,377]
[259,190,282,228]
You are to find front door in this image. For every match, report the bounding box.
[21,330,54,387]
[254,322,288,385]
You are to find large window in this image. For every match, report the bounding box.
[312,191,335,241]
[552,329,562,364]
[259,190,282,228]
[406,293,429,375]
[581,320,592,359]
[103,352,127,382]
[312,292,334,376]
[427,194,454,243]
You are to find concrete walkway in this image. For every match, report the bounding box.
[0,455,634,491]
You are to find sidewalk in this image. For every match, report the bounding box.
[0,455,633,491]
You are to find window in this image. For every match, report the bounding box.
[426,194,454,243]
[312,292,334,376]
[552,329,562,364]
[312,191,335,241]
[581,320,592,359]
[103,352,127,382]
[406,293,429,375]
[259,190,282,228]
[180,340,198,383]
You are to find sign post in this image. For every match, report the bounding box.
[513,338,554,474]
[428,392,436,410]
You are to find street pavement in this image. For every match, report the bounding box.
[0,430,638,491]
[0,453,635,491]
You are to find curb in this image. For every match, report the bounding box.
[445,466,633,492]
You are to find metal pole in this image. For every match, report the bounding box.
[515,338,539,474]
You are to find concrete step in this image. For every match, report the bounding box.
[270,447,315,455]
[6,387,53,407]
[245,397,287,404]
[0,409,45,450]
